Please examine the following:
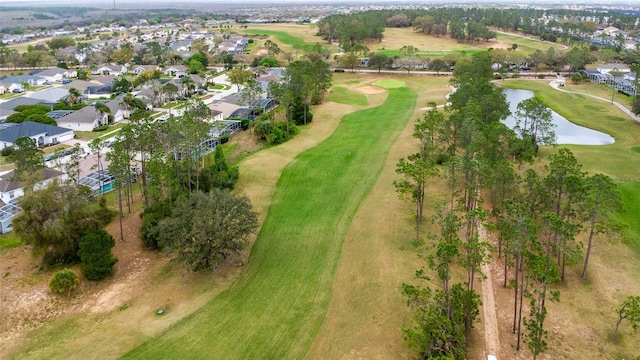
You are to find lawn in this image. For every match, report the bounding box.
[614,181,640,253]
[243,29,316,50]
[502,80,640,182]
[327,86,368,106]
[75,123,127,141]
[374,79,405,89]
[561,81,634,112]
[124,87,417,359]
[0,232,21,252]
[494,31,566,54]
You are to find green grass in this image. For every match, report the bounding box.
[503,79,640,255]
[243,29,315,50]
[327,86,368,106]
[0,232,21,250]
[123,87,417,359]
[75,123,126,141]
[503,80,640,182]
[615,182,640,253]
[495,32,565,54]
[374,79,405,89]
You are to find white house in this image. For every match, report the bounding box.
[55,106,107,132]
[105,100,125,123]
[0,75,47,89]
[31,67,77,83]
[597,63,631,74]
[92,64,127,76]
[130,65,159,76]
[0,168,68,206]
[0,122,74,149]
[163,65,187,78]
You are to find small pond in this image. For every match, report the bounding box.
[502,88,615,145]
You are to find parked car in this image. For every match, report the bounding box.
[61,79,72,84]
[12,88,24,93]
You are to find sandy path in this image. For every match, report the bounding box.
[479,225,500,359]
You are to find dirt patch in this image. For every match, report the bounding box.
[356,85,386,95]
[0,206,161,356]
[255,49,268,56]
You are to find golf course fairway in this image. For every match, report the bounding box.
[123,86,417,359]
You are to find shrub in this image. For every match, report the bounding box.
[219,135,230,144]
[240,118,250,130]
[92,125,109,132]
[49,269,79,294]
[77,229,118,280]
[1,146,15,157]
[537,74,546,79]
[140,200,171,250]
[571,72,587,84]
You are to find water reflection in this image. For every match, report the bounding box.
[502,88,615,145]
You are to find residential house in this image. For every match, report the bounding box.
[0,81,21,94]
[55,105,108,131]
[92,64,127,76]
[163,65,187,78]
[130,65,160,76]
[0,75,47,89]
[208,100,241,119]
[0,97,45,120]
[105,100,125,123]
[61,80,95,92]
[31,67,77,83]
[27,87,70,103]
[0,167,68,206]
[0,121,75,148]
[624,40,638,51]
[83,83,113,99]
[602,26,620,36]
[597,63,631,74]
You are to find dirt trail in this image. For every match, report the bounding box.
[479,225,500,359]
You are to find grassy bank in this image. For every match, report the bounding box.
[124,87,417,359]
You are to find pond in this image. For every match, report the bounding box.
[502,88,615,145]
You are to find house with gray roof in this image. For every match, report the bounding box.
[0,75,47,87]
[31,67,77,83]
[105,100,125,123]
[130,65,160,76]
[163,65,187,78]
[92,64,127,76]
[27,87,70,103]
[55,106,107,131]
[0,121,74,149]
[0,97,49,120]
[0,167,67,206]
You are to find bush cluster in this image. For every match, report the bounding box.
[49,269,79,294]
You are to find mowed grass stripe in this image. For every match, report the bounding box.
[123,87,417,359]
[244,29,312,49]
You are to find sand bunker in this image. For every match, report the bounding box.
[356,85,386,95]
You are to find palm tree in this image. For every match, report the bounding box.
[67,87,83,105]
[94,102,112,125]
[181,76,195,96]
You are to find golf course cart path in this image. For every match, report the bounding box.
[549,80,640,124]
[479,225,500,359]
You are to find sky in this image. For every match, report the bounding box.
[0,0,639,6]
